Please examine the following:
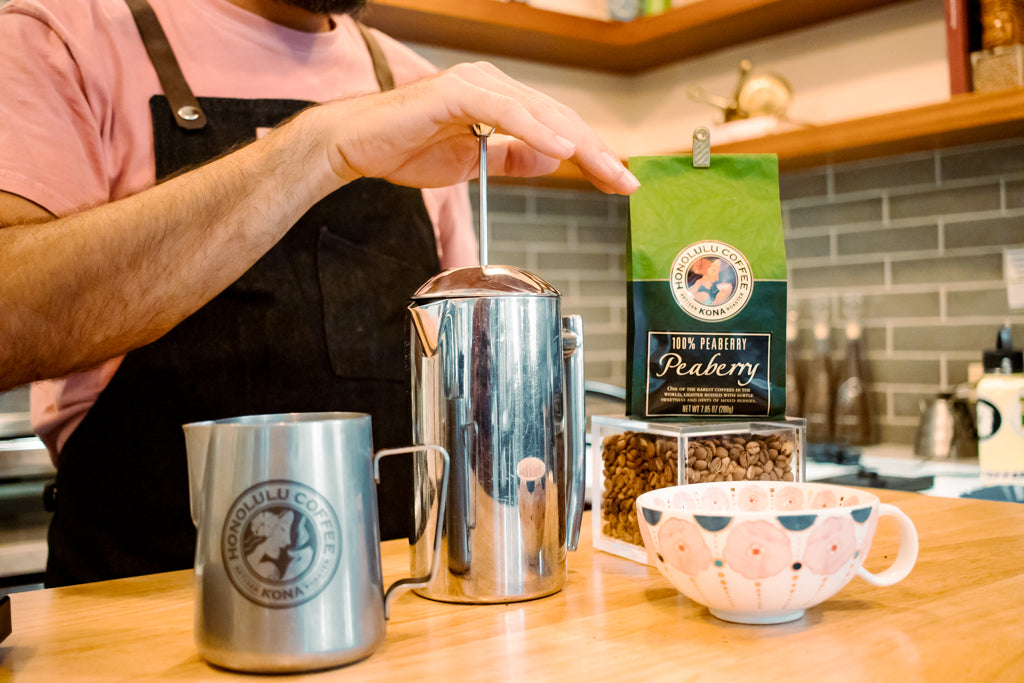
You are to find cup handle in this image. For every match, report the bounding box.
[376,444,450,619]
[855,503,919,587]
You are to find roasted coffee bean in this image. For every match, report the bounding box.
[600,432,678,545]
[599,429,800,547]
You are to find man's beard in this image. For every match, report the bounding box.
[280,0,367,15]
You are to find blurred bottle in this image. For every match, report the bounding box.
[785,304,803,417]
[981,0,1024,49]
[803,299,833,443]
[833,294,875,446]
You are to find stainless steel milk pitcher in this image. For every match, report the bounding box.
[184,412,449,673]
[408,265,586,603]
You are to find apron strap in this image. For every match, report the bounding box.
[124,0,395,128]
[355,22,396,92]
[124,0,208,130]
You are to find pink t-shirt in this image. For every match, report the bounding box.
[0,0,477,458]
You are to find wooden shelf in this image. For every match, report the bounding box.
[715,87,1024,169]
[361,0,910,73]
[518,87,1024,186]
[359,0,1024,185]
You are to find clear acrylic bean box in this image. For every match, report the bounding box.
[590,415,806,564]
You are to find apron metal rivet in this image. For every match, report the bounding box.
[177,105,201,121]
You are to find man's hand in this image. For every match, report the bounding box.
[0,61,638,392]
[308,62,640,195]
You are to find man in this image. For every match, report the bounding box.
[0,0,638,586]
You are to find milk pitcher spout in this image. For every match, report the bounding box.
[183,420,213,527]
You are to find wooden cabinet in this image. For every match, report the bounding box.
[714,87,1024,170]
[361,0,909,73]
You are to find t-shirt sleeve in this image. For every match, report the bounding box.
[0,5,111,216]
[423,184,477,269]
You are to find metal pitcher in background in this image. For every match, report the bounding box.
[408,265,586,603]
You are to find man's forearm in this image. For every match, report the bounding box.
[0,110,338,390]
[0,62,641,392]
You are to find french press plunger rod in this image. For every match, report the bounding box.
[472,124,495,267]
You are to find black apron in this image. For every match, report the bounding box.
[44,2,440,587]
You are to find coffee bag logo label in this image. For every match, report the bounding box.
[670,240,753,321]
[222,480,341,609]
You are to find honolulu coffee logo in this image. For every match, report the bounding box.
[670,240,753,322]
[222,480,341,609]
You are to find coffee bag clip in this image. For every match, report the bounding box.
[692,127,711,168]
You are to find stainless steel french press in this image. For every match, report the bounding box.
[406,126,586,603]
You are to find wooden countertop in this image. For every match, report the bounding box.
[4,495,1024,681]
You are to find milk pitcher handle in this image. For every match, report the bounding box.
[563,315,586,550]
[376,445,450,619]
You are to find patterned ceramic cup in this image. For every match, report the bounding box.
[635,482,918,624]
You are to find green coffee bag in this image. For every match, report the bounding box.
[627,154,787,419]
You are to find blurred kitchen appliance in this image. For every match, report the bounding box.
[406,127,586,604]
[976,325,1024,483]
[914,392,978,461]
[0,385,52,589]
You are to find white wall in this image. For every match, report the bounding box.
[408,0,950,157]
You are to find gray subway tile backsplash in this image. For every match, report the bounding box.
[536,251,617,272]
[893,391,930,419]
[534,192,614,219]
[576,275,628,298]
[490,219,570,244]
[488,246,531,267]
[789,261,887,289]
[788,196,883,229]
[832,157,936,194]
[835,224,939,256]
[471,187,528,215]
[861,291,941,318]
[785,234,831,259]
[891,323,999,353]
[1006,178,1024,209]
[779,169,829,200]
[578,223,632,246]
[940,139,1024,181]
[944,215,1024,249]
[866,358,942,385]
[888,182,1001,219]
[947,287,1016,318]
[486,136,1024,446]
[889,253,1004,286]
[946,359,975,387]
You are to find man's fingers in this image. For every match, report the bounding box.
[442,64,638,193]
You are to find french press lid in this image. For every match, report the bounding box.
[411,265,559,300]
